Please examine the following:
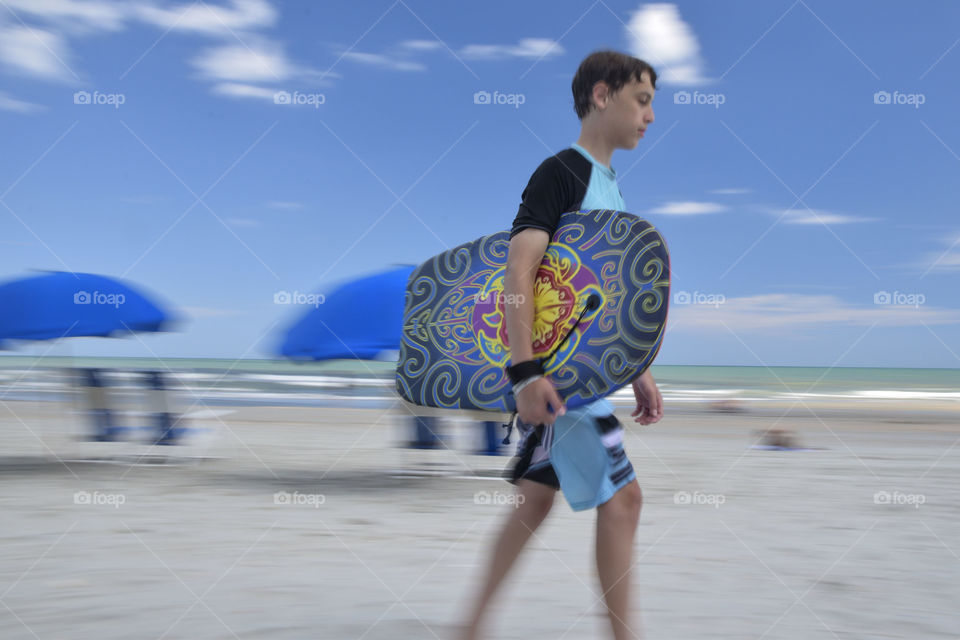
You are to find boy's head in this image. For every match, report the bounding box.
[572,51,657,149]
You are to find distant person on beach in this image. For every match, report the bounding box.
[460,51,663,640]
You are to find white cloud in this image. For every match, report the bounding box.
[0,0,323,102]
[770,207,877,225]
[266,201,304,210]
[927,252,960,271]
[0,91,44,113]
[671,293,960,331]
[212,82,278,100]
[460,38,563,60]
[400,39,444,51]
[1,0,128,33]
[708,187,752,195]
[192,40,295,82]
[298,67,341,83]
[919,233,960,274]
[134,0,277,37]
[650,201,727,215]
[626,3,709,85]
[341,51,425,72]
[0,1,292,89]
[0,24,76,81]
[336,37,562,73]
[1,0,276,37]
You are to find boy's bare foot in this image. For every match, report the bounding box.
[456,620,484,640]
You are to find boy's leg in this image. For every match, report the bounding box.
[460,478,557,640]
[595,479,643,640]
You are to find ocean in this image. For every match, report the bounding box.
[0,357,957,416]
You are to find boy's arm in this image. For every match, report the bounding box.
[503,229,548,364]
[504,228,566,425]
[631,370,663,424]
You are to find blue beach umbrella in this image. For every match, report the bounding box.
[0,271,176,343]
[0,271,180,442]
[278,264,413,361]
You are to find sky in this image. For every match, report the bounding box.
[1,0,959,368]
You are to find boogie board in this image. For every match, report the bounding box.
[396,209,670,412]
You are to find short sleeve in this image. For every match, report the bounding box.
[509,157,570,239]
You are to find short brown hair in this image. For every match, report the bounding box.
[572,51,657,120]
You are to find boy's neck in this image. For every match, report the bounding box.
[573,130,614,169]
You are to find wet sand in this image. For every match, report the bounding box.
[1,400,958,639]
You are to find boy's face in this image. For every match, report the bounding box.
[593,71,656,150]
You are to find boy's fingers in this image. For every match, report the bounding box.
[549,388,566,416]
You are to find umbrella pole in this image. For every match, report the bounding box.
[64,339,74,447]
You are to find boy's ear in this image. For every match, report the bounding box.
[591,81,610,111]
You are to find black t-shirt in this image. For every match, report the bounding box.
[509,148,594,239]
[506,146,622,414]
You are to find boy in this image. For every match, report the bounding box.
[461,51,664,640]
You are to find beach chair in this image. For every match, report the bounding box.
[78,368,134,441]
[407,415,446,449]
[144,370,188,445]
[478,420,505,456]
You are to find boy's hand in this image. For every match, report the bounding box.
[515,377,566,426]
[631,370,663,425]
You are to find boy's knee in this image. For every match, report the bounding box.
[619,481,642,512]
[604,482,642,520]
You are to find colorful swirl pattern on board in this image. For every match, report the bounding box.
[396,209,671,412]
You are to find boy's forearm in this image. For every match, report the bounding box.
[633,369,654,383]
[503,268,536,363]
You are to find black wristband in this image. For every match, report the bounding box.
[506,359,544,385]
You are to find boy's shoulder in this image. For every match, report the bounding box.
[522,147,593,203]
[511,147,593,239]
[530,147,592,181]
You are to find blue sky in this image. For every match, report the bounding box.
[1,0,959,367]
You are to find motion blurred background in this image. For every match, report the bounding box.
[1,1,958,638]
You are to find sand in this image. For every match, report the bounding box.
[1,400,958,639]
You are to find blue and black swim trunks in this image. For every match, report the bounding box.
[508,404,637,511]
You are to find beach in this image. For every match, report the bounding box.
[1,397,958,639]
